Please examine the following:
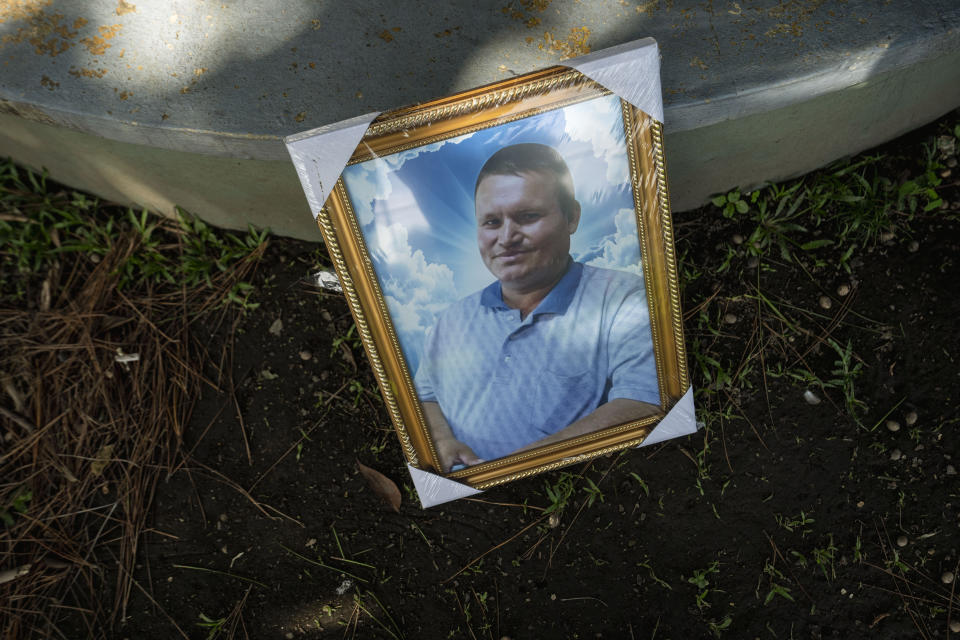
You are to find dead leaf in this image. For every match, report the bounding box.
[91,444,114,477]
[268,317,283,336]
[356,459,400,513]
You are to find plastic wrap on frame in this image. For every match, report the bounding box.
[284,37,697,509]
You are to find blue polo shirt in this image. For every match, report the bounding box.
[414,260,659,461]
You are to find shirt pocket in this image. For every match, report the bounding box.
[533,369,599,437]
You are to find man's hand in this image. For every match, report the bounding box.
[421,401,485,472]
[433,436,484,472]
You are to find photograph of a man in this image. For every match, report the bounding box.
[415,143,660,471]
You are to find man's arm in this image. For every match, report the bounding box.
[517,398,659,452]
[422,401,485,472]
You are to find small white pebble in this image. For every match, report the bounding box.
[950,620,960,633]
[732,233,744,245]
[942,571,955,585]
[90,254,102,264]
[890,449,902,461]
[803,390,821,405]
[907,240,920,253]
[299,351,312,361]
[905,411,918,426]
[887,420,901,433]
[285,633,294,640]
[879,231,895,243]
[947,465,957,476]
[219,513,228,522]
[723,313,738,325]
[819,295,832,310]
[836,283,851,297]
[896,535,908,547]
[941,168,952,179]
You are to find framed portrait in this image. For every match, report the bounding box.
[315,65,688,489]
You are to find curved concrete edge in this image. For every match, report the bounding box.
[2,46,959,240]
[665,47,960,211]
[667,24,960,132]
[2,25,958,162]
[0,110,320,240]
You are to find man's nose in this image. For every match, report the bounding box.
[498,219,521,245]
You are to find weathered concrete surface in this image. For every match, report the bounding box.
[1,1,959,238]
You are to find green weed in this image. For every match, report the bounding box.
[582,477,605,507]
[542,472,575,515]
[685,561,721,611]
[196,613,227,640]
[812,534,838,581]
[0,487,32,527]
[711,189,750,218]
[774,511,815,536]
[758,561,794,605]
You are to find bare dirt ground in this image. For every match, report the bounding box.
[2,109,960,640]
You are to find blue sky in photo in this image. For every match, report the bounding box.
[340,93,645,373]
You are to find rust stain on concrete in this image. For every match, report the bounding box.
[115,0,136,16]
[539,26,591,59]
[0,0,51,23]
[39,74,58,89]
[69,67,107,78]
[502,0,552,27]
[80,24,122,56]
[0,2,82,57]
[636,0,672,15]
[763,0,828,39]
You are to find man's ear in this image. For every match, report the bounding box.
[567,201,581,234]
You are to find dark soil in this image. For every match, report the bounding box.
[117,112,960,640]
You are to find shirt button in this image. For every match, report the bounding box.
[504,355,511,363]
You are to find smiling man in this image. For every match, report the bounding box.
[414,143,660,472]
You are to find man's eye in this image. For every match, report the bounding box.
[517,213,541,223]
[482,219,500,227]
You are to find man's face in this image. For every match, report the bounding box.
[475,171,580,292]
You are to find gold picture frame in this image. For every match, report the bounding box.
[318,66,688,490]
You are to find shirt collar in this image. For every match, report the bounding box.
[480,259,583,316]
